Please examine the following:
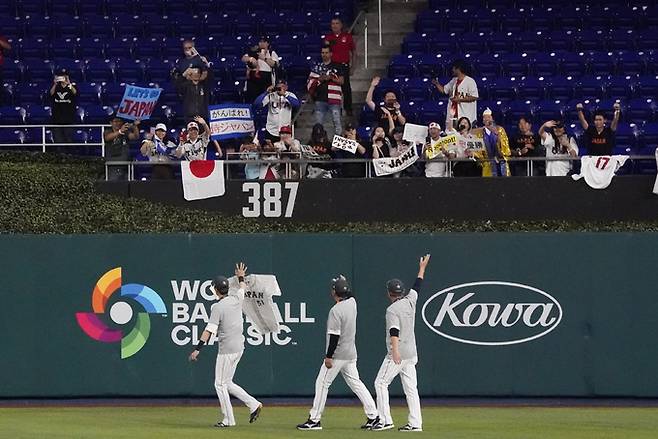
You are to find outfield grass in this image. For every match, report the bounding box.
[1,406,657,439]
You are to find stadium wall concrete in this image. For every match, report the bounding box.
[2,233,657,398]
[96,176,658,222]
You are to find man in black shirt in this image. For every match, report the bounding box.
[175,66,213,122]
[365,76,407,130]
[103,115,140,181]
[173,39,210,78]
[511,116,542,176]
[577,102,620,156]
[49,70,77,145]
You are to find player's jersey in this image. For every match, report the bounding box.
[572,155,628,189]
[326,297,358,361]
[386,289,418,360]
[205,288,245,355]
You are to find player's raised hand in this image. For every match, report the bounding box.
[235,262,248,278]
[419,254,431,269]
[189,350,200,362]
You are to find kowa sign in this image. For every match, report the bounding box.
[421,281,563,346]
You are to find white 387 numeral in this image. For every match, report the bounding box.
[242,182,299,218]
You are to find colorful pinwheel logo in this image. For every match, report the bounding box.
[76,267,166,359]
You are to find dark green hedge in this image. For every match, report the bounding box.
[2,152,658,234]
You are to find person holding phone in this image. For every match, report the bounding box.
[49,70,77,146]
[104,115,140,180]
[254,79,300,143]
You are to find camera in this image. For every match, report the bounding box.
[55,76,66,83]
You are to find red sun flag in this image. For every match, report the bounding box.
[181,160,225,201]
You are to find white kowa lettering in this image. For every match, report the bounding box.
[433,292,557,328]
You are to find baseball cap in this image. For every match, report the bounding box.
[331,275,351,298]
[344,122,356,131]
[155,123,167,131]
[276,78,287,85]
[187,121,199,130]
[386,278,406,296]
[212,276,230,295]
[279,125,292,135]
[428,122,441,130]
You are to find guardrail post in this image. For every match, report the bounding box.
[378,0,382,46]
[41,126,46,153]
[364,17,368,69]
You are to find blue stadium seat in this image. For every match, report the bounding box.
[402,33,430,56]
[501,53,531,77]
[388,55,417,80]
[25,16,56,40]
[559,52,587,77]
[637,76,658,97]
[606,76,636,100]
[57,15,84,39]
[84,59,115,83]
[52,59,85,79]
[577,76,607,99]
[548,76,577,100]
[576,30,608,52]
[24,105,52,124]
[535,100,565,122]
[416,12,443,34]
[626,98,656,123]
[416,54,446,78]
[640,123,658,156]
[635,31,658,52]
[607,30,638,51]
[488,77,518,102]
[616,52,647,76]
[545,31,576,52]
[25,60,54,83]
[115,59,146,84]
[50,37,78,59]
[78,38,107,59]
[471,54,501,78]
[105,38,137,59]
[76,83,104,106]
[84,105,115,124]
[0,106,26,125]
[614,123,639,153]
[505,100,535,125]
[586,51,617,76]
[517,77,547,101]
[417,100,445,126]
[532,52,563,79]
[401,78,432,105]
[102,83,127,105]
[84,16,114,39]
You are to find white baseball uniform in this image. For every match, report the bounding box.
[308,297,378,422]
[205,287,261,426]
[374,280,422,429]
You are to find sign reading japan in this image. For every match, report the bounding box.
[209,104,255,140]
[117,85,162,121]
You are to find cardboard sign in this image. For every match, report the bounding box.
[116,85,162,121]
[373,144,419,176]
[331,135,359,154]
[209,104,255,140]
[402,123,429,145]
[425,134,458,159]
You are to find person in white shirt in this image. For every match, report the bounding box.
[175,117,210,161]
[255,79,301,143]
[431,59,479,130]
[423,122,456,178]
[539,120,579,177]
[242,36,281,103]
[188,262,263,428]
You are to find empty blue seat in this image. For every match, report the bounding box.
[78,38,107,59]
[76,83,104,106]
[626,98,656,123]
[559,52,587,76]
[637,76,658,97]
[24,105,51,124]
[616,52,647,76]
[417,100,445,126]
[388,55,417,80]
[416,54,446,78]
[606,76,636,100]
[488,78,518,102]
[548,76,578,100]
[501,53,531,77]
[517,77,547,101]
[587,51,617,76]
[577,76,607,99]
[614,123,639,152]
[401,78,432,104]
[471,54,501,78]
[84,59,115,83]
[402,33,430,56]
[505,100,535,125]
[535,100,565,122]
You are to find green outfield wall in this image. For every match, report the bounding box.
[1,233,657,398]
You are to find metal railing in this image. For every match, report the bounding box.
[103,155,657,181]
[0,124,109,155]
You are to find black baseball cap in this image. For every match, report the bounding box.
[386,278,405,296]
[344,122,356,131]
[331,275,352,298]
[212,276,230,294]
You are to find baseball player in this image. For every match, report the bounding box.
[372,254,431,432]
[189,262,263,428]
[296,276,379,431]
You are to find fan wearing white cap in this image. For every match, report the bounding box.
[139,122,178,178]
[471,108,511,177]
[423,122,456,178]
[175,116,211,161]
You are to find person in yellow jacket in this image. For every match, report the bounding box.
[472,108,511,176]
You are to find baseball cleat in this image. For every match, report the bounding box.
[296,419,322,430]
[398,424,423,432]
[213,422,232,428]
[371,422,394,431]
[249,404,262,423]
[361,416,380,429]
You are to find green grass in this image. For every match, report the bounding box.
[1,406,657,439]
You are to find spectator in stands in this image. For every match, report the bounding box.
[432,60,479,130]
[175,66,213,122]
[174,39,210,78]
[49,70,77,146]
[271,125,302,179]
[577,102,621,156]
[424,122,454,178]
[176,117,210,161]
[242,37,280,104]
[371,126,392,159]
[139,123,178,179]
[452,117,482,177]
[0,34,11,103]
[332,122,367,178]
[539,120,579,177]
[511,116,541,176]
[324,17,356,116]
[472,108,511,177]
[239,140,261,180]
[366,76,406,130]
[104,115,140,181]
[255,79,300,143]
[308,45,345,135]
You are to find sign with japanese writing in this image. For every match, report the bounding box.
[209,104,255,140]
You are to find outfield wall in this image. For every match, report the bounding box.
[2,233,657,398]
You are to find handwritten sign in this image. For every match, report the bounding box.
[459,136,485,151]
[116,85,161,121]
[209,104,255,140]
[425,134,458,159]
[331,135,359,154]
[402,123,429,145]
[372,144,419,176]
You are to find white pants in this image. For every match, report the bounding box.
[214,351,261,426]
[309,359,378,422]
[374,356,422,428]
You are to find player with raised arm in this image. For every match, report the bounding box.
[372,254,431,432]
[296,276,379,431]
[189,262,263,428]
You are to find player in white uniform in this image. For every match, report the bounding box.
[372,254,431,432]
[297,276,379,431]
[189,262,263,428]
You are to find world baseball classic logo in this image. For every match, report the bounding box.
[76,268,166,359]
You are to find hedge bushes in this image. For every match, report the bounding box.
[1,152,658,234]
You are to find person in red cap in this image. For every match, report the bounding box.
[324,17,356,116]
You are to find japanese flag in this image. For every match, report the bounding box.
[181,160,225,201]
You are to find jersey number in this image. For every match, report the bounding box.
[242,182,299,218]
[595,157,610,170]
